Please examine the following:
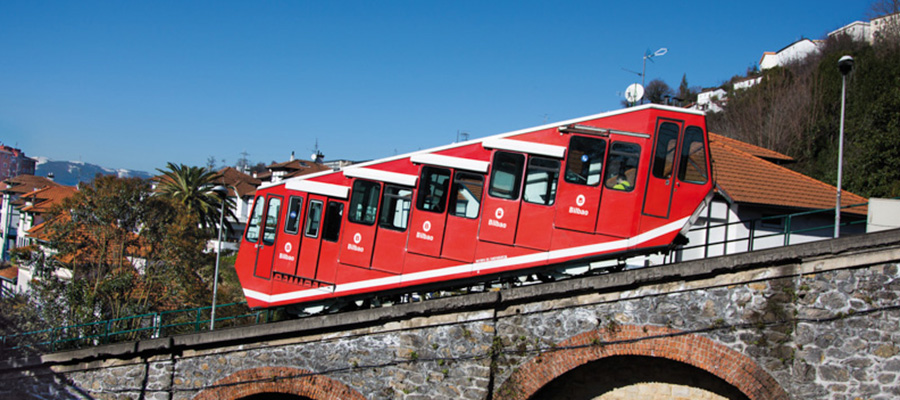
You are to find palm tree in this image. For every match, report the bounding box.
[154,162,236,233]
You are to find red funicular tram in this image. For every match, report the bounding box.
[236,105,714,310]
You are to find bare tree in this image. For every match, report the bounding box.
[708,65,816,155]
[868,0,900,17]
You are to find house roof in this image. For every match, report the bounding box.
[256,159,332,182]
[214,166,261,198]
[284,162,332,178]
[710,133,794,164]
[710,133,867,215]
[19,185,78,214]
[1,174,59,195]
[0,265,16,283]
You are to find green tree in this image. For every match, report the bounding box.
[155,162,235,233]
[712,25,900,199]
[676,74,697,105]
[37,176,215,325]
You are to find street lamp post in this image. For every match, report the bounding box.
[835,55,853,238]
[210,185,228,330]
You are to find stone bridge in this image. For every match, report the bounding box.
[3,229,900,400]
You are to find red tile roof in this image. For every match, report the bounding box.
[19,185,78,214]
[214,167,261,197]
[710,134,794,164]
[710,133,866,215]
[0,265,16,282]
[1,174,60,195]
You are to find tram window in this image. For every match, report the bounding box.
[489,151,525,200]
[322,202,344,242]
[349,180,381,225]
[416,167,451,213]
[245,196,264,243]
[449,172,484,219]
[652,122,679,179]
[678,126,709,184]
[284,196,304,234]
[605,142,641,192]
[379,185,412,231]
[305,200,323,238]
[523,157,560,206]
[565,136,606,186]
[262,197,282,246]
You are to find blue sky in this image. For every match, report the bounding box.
[1,1,871,173]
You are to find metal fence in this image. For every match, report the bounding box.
[662,201,871,264]
[0,302,277,354]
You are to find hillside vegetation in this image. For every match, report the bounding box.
[707,30,900,199]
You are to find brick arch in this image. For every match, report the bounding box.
[193,366,366,400]
[496,325,789,400]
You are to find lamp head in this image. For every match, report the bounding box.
[210,185,228,197]
[838,55,854,76]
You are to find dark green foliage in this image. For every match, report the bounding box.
[712,31,900,198]
[155,162,236,233]
[3,175,236,340]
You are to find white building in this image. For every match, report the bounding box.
[760,38,822,71]
[694,88,727,113]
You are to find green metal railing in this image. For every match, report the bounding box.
[666,201,871,263]
[1,302,278,354]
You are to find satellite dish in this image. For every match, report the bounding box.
[625,83,644,103]
[311,153,318,161]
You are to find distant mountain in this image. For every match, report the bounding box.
[34,157,154,186]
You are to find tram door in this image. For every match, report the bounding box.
[643,120,682,219]
[595,141,642,238]
[251,194,283,279]
[479,151,524,245]
[555,136,607,233]
[272,195,304,277]
[372,184,412,274]
[408,167,451,258]
[297,195,327,279]
[441,171,484,262]
[340,179,381,268]
[516,156,561,250]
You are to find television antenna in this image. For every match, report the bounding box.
[640,47,667,103]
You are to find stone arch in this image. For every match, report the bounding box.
[193,366,366,400]
[495,325,789,400]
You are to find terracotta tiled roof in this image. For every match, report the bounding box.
[0,265,16,282]
[1,174,59,195]
[283,162,331,178]
[214,167,261,197]
[19,185,78,213]
[710,134,867,215]
[710,133,794,164]
[267,159,332,175]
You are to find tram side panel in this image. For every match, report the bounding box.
[236,106,714,309]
